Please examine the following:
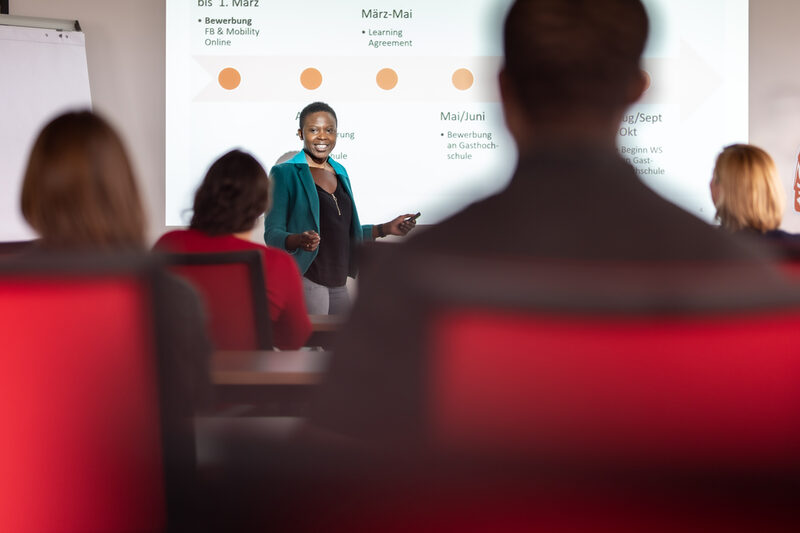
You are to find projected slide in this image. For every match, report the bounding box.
[166,0,747,226]
[626,0,748,220]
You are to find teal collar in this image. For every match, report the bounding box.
[289,150,348,177]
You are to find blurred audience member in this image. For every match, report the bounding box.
[154,149,312,350]
[21,110,212,410]
[711,143,797,243]
[22,112,146,250]
[306,0,784,445]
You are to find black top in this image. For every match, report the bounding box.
[305,175,352,287]
[731,228,800,259]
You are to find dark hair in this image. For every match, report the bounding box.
[299,102,337,130]
[503,0,648,119]
[21,110,146,249]
[190,149,269,235]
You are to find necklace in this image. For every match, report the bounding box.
[330,192,341,216]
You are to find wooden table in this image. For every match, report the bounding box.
[211,350,331,415]
[212,349,330,385]
[309,314,345,332]
[308,314,344,348]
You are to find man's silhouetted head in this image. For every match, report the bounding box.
[500,0,649,145]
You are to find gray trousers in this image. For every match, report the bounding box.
[302,276,350,315]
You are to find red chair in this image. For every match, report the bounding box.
[394,259,800,530]
[778,254,800,280]
[430,307,800,465]
[763,238,800,280]
[163,251,273,350]
[335,255,797,463]
[205,256,800,531]
[0,254,190,533]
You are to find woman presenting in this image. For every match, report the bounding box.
[264,102,418,315]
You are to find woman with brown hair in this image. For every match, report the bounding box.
[22,111,146,249]
[154,149,312,350]
[20,110,211,410]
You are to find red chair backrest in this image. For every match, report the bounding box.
[429,307,800,468]
[0,265,167,532]
[165,251,272,350]
[779,259,800,280]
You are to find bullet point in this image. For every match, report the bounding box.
[362,30,365,34]
[440,133,444,136]
[198,19,201,22]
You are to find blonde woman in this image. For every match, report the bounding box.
[711,144,792,239]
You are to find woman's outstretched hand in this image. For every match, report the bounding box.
[286,230,320,252]
[381,213,419,237]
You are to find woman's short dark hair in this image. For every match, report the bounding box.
[299,102,337,129]
[21,110,146,249]
[190,149,269,235]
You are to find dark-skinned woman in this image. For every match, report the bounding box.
[264,101,417,315]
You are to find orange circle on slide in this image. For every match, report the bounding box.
[452,68,474,91]
[218,67,241,90]
[300,68,323,90]
[376,68,398,90]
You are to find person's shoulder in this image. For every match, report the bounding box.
[271,160,300,171]
[259,245,302,284]
[156,229,262,254]
[757,229,800,258]
[328,157,348,177]
[268,160,298,182]
[246,239,292,262]
[152,228,192,251]
[401,193,503,254]
[155,228,187,241]
[765,229,800,242]
[271,152,307,176]
[261,244,297,268]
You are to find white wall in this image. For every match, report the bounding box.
[10,0,800,239]
[749,0,800,232]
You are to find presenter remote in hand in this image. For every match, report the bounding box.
[264,101,418,315]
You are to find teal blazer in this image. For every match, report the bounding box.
[264,151,373,276]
